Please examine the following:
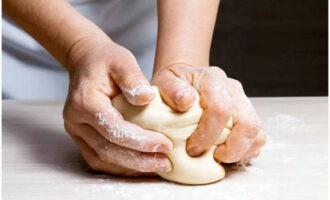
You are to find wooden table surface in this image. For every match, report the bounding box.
[3,97,328,200]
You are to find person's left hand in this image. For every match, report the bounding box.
[152,64,266,164]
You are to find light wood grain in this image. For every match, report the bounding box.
[3,98,328,200]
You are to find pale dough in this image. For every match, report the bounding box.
[112,86,232,185]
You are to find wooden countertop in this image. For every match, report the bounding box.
[3,97,328,199]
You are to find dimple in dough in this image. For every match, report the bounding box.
[112,86,233,185]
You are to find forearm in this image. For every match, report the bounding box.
[154,0,220,73]
[3,0,110,70]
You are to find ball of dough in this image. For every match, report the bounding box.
[112,86,232,185]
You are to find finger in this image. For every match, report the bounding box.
[109,46,154,106]
[241,130,267,161]
[152,69,196,112]
[93,107,173,153]
[214,79,261,163]
[173,67,232,157]
[70,92,173,153]
[72,135,151,176]
[213,122,259,163]
[70,124,172,173]
[214,117,233,145]
[249,149,261,159]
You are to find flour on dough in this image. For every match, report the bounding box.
[112,86,232,185]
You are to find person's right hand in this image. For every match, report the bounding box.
[63,38,173,176]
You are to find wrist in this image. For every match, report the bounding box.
[153,59,209,76]
[153,48,209,75]
[64,30,114,73]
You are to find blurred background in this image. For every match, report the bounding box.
[2,0,328,99]
[211,0,328,96]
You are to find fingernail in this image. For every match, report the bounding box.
[125,84,154,105]
[175,88,188,106]
[131,84,152,96]
[188,146,203,157]
[175,88,194,111]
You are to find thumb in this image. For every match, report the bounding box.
[109,46,154,106]
[152,69,196,112]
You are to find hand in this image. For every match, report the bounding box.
[152,64,266,164]
[63,38,173,176]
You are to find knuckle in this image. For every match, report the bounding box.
[98,152,113,166]
[201,86,223,100]
[208,67,227,77]
[121,48,136,61]
[229,78,243,89]
[200,86,212,96]
[256,132,267,147]
[114,47,138,69]
[63,121,73,135]
[211,102,232,118]
[79,149,104,171]
[225,154,241,163]
[201,87,232,117]
[253,123,262,133]
[63,93,80,121]
[243,121,261,138]
[67,92,84,111]
[123,74,145,89]
[62,104,72,122]
[214,145,240,163]
[87,158,102,171]
[251,150,261,158]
